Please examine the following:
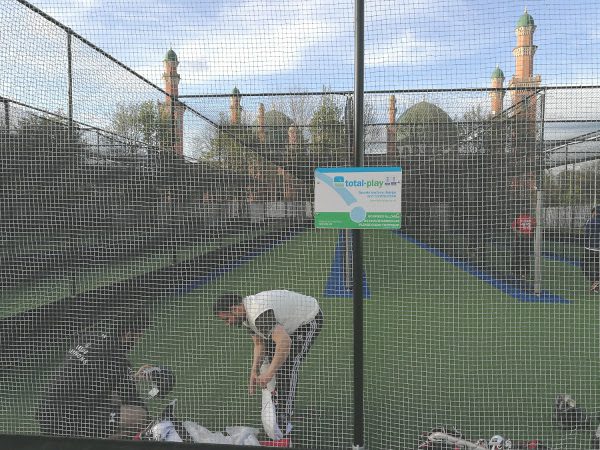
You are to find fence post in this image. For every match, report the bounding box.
[533,91,545,294]
[67,32,73,130]
[352,0,365,448]
[345,96,355,290]
[533,190,543,293]
[3,98,9,129]
[66,30,77,296]
[170,94,177,264]
[595,164,598,207]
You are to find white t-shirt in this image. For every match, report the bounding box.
[243,290,320,339]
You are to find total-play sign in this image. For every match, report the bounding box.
[314,167,402,229]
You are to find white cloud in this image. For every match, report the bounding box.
[365,31,461,67]
[18,0,478,94]
[0,5,69,110]
[31,0,101,25]
[132,0,352,87]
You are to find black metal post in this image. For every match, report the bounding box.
[170,97,177,263]
[67,31,76,295]
[345,96,355,290]
[170,93,176,153]
[3,99,9,129]
[533,91,546,294]
[353,0,365,448]
[67,32,73,131]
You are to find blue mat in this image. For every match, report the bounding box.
[324,231,370,298]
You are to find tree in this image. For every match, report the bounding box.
[309,94,348,166]
[201,114,255,174]
[110,100,170,156]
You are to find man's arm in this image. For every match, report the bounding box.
[249,334,265,395]
[257,325,291,388]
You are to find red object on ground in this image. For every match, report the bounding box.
[259,437,292,447]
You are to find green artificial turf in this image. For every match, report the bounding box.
[2,229,598,449]
[0,227,266,316]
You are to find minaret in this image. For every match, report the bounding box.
[163,49,184,155]
[230,87,242,125]
[508,11,540,196]
[508,9,541,116]
[387,95,397,157]
[257,103,266,143]
[490,65,505,116]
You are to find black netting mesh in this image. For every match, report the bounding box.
[2,1,600,448]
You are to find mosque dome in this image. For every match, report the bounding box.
[516,10,535,28]
[396,101,457,149]
[164,48,178,62]
[398,101,453,124]
[257,109,294,144]
[491,66,505,79]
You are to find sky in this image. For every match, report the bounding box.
[18,0,600,91]
[2,0,600,156]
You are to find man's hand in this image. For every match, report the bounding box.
[249,371,259,395]
[257,370,275,389]
[256,325,291,390]
[250,335,265,395]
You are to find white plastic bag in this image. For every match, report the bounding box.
[150,420,183,442]
[183,421,232,444]
[260,361,283,440]
[226,426,261,446]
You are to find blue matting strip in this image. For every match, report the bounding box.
[324,231,370,298]
[393,231,571,304]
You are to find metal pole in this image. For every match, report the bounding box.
[3,99,9,129]
[533,92,545,293]
[170,92,176,154]
[533,190,543,293]
[345,97,355,290]
[567,144,572,230]
[595,164,598,206]
[352,0,365,448]
[67,32,73,131]
[67,31,76,295]
[170,97,177,264]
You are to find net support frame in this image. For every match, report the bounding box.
[352,0,365,449]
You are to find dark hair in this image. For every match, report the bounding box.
[593,206,599,214]
[213,293,243,314]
